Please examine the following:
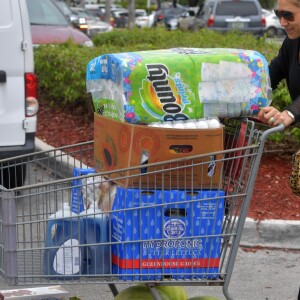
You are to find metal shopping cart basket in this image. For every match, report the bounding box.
[0,118,284,300]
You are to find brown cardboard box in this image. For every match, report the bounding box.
[94,113,224,188]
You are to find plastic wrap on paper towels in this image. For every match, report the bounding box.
[86,48,272,123]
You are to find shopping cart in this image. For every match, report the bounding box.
[0,118,284,300]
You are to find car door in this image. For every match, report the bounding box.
[0,0,27,147]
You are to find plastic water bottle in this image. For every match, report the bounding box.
[80,203,110,275]
[43,203,84,280]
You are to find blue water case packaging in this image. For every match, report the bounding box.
[111,188,225,280]
[71,168,95,214]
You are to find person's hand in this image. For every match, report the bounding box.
[257,106,294,127]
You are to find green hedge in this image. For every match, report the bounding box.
[34,28,298,142]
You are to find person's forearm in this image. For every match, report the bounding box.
[285,96,300,124]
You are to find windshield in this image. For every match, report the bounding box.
[54,0,73,16]
[26,0,69,26]
[73,10,90,18]
[73,9,98,21]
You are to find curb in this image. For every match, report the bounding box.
[35,137,300,250]
[35,137,55,152]
[241,218,300,250]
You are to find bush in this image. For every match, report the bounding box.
[92,28,279,59]
[34,41,99,112]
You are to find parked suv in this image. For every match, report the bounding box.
[0,0,38,188]
[200,0,266,36]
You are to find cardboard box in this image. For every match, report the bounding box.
[94,113,224,189]
[111,187,225,280]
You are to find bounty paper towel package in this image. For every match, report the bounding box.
[86,48,272,123]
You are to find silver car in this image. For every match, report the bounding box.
[201,0,266,36]
[71,7,113,38]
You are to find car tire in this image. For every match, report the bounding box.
[0,163,27,189]
[189,23,198,32]
[267,26,277,37]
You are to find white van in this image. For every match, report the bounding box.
[0,0,38,188]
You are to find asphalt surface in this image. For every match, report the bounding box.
[61,247,300,300]
[1,247,299,299]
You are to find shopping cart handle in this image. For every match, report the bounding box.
[246,116,263,123]
[259,122,285,145]
[267,122,285,132]
[247,116,285,130]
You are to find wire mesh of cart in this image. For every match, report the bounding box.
[0,118,284,300]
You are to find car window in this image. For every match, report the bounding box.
[77,9,98,21]
[136,11,147,17]
[118,12,128,17]
[116,11,146,18]
[168,7,186,14]
[26,0,69,26]
[199,2,213,17]
[215,2,258,16]
[84,10,101,21]
[73,10,89,18]
[54,1,73,16]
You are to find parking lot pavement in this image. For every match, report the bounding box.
[1,247,299,300]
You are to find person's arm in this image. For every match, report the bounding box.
[258,39,296,127]
[269,52,286,91]
[285,96,300,124]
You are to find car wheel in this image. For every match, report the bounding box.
[267,26,277,37]
[189,23,198,32]
[0,163,27,189]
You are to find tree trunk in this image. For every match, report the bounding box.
[128,0,135,30]
[104,0,113,24]
[157,0,161,9]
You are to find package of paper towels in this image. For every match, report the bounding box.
[86,48,272,123]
